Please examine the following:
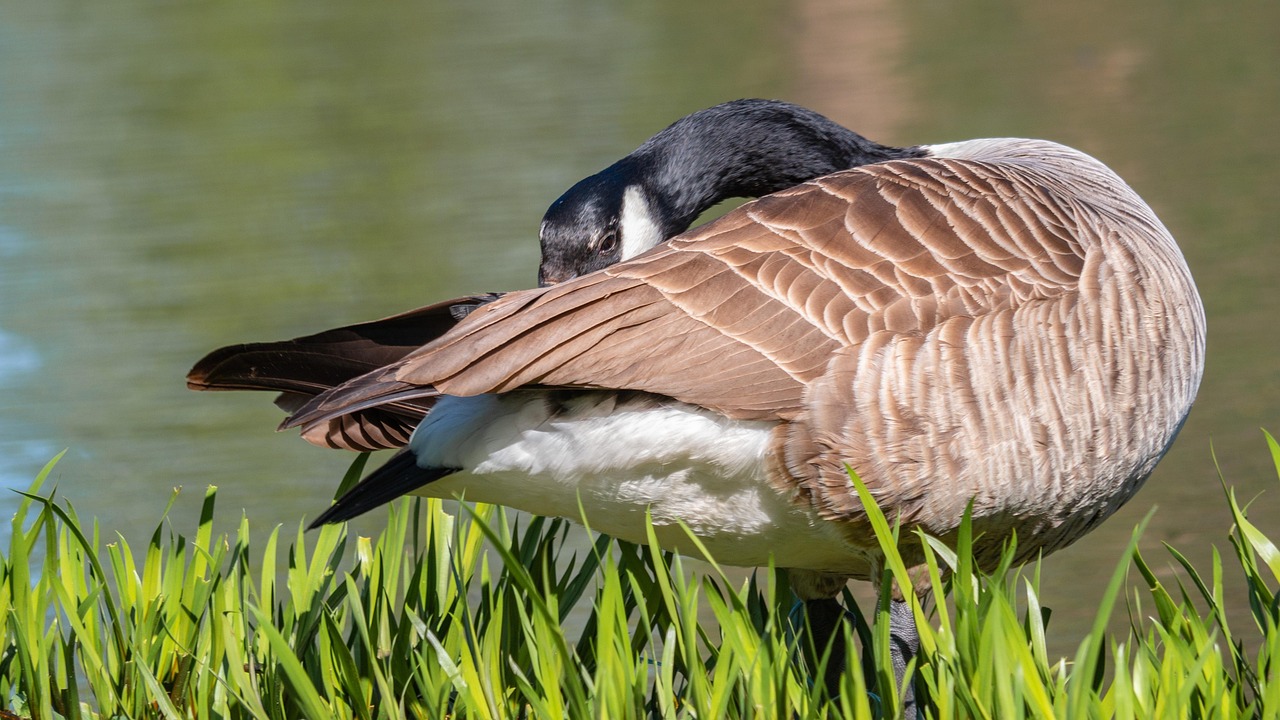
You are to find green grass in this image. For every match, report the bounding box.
[1,435,1278,719]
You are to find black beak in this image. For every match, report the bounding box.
[538,267,576,287]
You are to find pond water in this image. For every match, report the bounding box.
[1,1,1277,659]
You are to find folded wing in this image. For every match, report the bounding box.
[285,157,1089,436]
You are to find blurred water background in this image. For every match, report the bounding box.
[0,1,1276,658]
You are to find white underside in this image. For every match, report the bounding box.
[407,392,863,572]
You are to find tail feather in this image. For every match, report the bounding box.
[298,407,420,451]
[309,451,458,527]
[282,377,441,432]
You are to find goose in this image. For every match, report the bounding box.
[188,101,1206,713]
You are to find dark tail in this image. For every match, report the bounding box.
[308,450,458,528]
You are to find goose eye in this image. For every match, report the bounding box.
[598,231,619,256]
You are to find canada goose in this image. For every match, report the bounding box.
[189,104,1206,713]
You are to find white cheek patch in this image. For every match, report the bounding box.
[619,185,665,260]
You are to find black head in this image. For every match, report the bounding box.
[536,99,923,287]
[538,156,676,286]
[538,169,623,286]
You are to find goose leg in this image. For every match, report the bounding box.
[888,597,920,718]
[790,571,856,698]
[803,597,849,696]
[792,570,923,717]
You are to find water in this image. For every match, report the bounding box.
[1,1,1276,658]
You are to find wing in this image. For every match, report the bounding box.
[188,294,501,450]
[285,156,1090,433]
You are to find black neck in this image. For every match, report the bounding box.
[624,99,925,235]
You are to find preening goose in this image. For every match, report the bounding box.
[189,103,1205,713]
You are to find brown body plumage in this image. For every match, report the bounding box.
[259,139,1203,575]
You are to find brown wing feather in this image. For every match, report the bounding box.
[187,294,500,393]
[188,294,501,451]
[285,156,1089,435]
